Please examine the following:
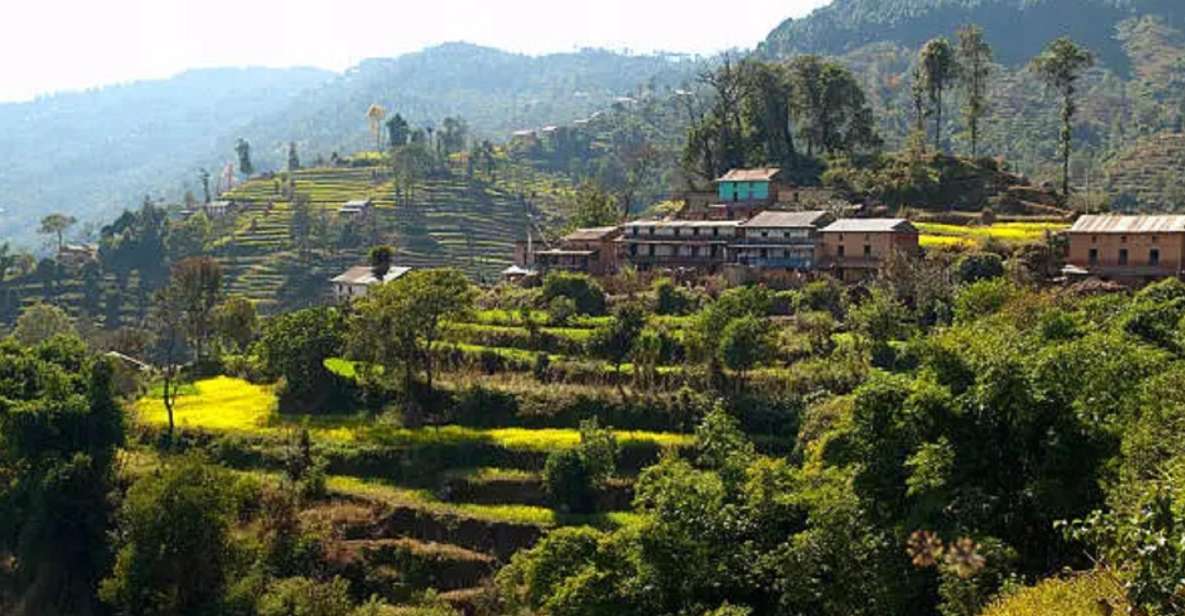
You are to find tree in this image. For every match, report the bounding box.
[367,104,387,152]
[954,252,1005,284]
[214,295,257,353]
[571,181,619,228]
[788,56,883,157]
[541,271,607,316]
[40,213,77,252]
[386,113,410,148]
[716,315,773,388]
[100,457,235,615]
[590,302,646,393]
[543,419,619,514]
[1030,37,1095,198]
[369,245,394,279]
[289,193,314,260]
[391,142,433,205]
[0,338,123,615]
[957,25,993,158]
[198,168,212,203]
[235,138,254,177]
[166,211,213,260]
[11,302,76,345]
[348,269,476,411]
[256,307,346,405]
[167,256,224,365]
[288,141,301,171]
[439,116,469,156]
[919,37,959,153]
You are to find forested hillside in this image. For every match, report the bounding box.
[761,0,1185,71]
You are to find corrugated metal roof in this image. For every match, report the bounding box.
[331,265,411,285]
[821,219,917,233]
[739,210,831,228]
[563,227,620,242]
[623,220,743,228]
[716,168,783,183]
[1069,215,1185,234]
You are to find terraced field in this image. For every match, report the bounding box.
[211,164,573,310]
[917,221,1069,249]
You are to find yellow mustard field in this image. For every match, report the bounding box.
[134,377,691,451]
[917,221,1069,249]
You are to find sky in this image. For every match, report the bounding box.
[0,0,831,102]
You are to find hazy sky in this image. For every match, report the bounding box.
[1,0,831,102]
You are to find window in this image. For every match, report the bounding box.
[1091,236,1097,244]
[864,245,872,257]
[648,245,655,256]
[1151,248,1161,266]
[1121,236,1128,244]
[1089,248,1099,264]
[837,245,845,258]
[1119,248,1129,265]
[713,227,719,237]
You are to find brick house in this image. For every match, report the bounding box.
[819,219,920,282]
[534,227,622,276]
[1063,214,1185,282]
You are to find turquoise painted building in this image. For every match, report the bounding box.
[715,168,783,202]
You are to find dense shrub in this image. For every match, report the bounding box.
[541,271,607,316]
[543,420,618,513]
[653,277,697,315]
[953,252,1005,284]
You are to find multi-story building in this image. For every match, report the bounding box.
[731,210,835,271]
[534,227,622,276]
[819,219,920,282]
[621,220,742,271]
[1063,214,1185,283]
[705,168,795,220]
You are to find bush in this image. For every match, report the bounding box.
[654,277,696,315]
[954,252,1005,284]
[800,278,845,317]
[532,352,551,382]
[953,278,1017,323]
[541,271,607,316]
[546,296,578,326]
[543,419,618,513]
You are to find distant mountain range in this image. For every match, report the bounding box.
[0,44,698,247]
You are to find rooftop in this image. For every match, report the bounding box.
[739,210,831,229]
[563,227,620,242]
[331,265,411,286]
[1069,214,1185,234]
[822,219,917,234]
[623,220,743,228]
[716,168,783,183]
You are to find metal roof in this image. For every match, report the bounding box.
[716,168,783,183]
[563,227,620,242]
[1069,215,1185,234]
[821,219,917,233]
[739,210,831,228]
[623,220,743,228]
[331,265,411,285]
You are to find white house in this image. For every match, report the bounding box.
[330,265,411,302]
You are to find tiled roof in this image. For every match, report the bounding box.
[716,168,783,183]
[739,210,831,228]
[822,219,917,233]
[331,265,411,285]
[563,227,620,242]
[1069,215,1185,234]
